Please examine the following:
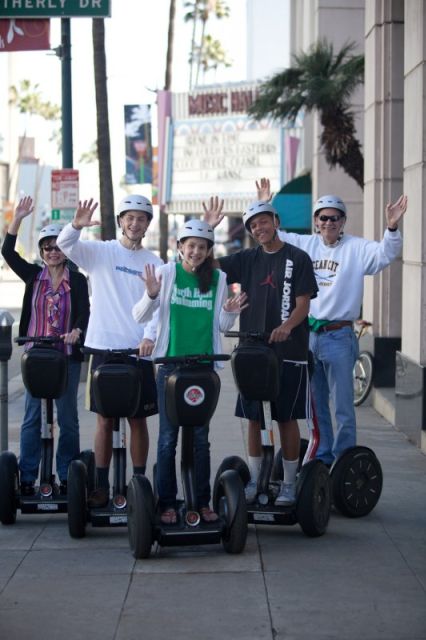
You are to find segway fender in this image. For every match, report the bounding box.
[217,469,243,527]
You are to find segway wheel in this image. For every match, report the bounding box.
[215,469,247,554]
[67,460,88,538]
[0,451,18,525]
[212,456,250,507]
[152,463,159,507]
[78,449,95,495]
[331,446,383,518]
[296,460,331,537]
[127,475,155,559]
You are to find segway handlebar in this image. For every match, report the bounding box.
[81,346,140,357]
[154,353,230,366]
[15,336,64,346]
[225,330,270,341]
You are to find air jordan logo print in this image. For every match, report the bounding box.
[260,272,276,288]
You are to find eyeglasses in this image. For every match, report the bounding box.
[317,214,343,223]
[42,245,62,253]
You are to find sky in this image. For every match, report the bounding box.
[2,0,249,200]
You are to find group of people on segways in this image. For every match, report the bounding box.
[0,175,407,550]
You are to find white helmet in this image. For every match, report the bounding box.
[177,219,214,245]
[38,224,63,247]
[313,195,346,216]
[242,200,277,231]
[117,194,153,220]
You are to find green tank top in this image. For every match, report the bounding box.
[167,263,219,357]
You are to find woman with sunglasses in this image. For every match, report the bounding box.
[255,178,407,467]
[1,196,90,495]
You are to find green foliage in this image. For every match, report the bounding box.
[249,40,364,124]
[8,80,61,121]
[249,40,365,189]
[79,141,98,164]
[190,34,232,71]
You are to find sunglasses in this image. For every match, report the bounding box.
[42,245,62,253]
[317,214,343,223]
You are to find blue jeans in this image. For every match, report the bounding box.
[156,364,211,511]
[309,327,359,465]
[19,359,81,483]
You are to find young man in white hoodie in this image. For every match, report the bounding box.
[256,178,407,466]
[57,195,163,507]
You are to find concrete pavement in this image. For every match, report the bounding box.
[0,271,425,639]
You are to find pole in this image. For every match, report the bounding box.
[61,18,73,169]
[0,361,8,451]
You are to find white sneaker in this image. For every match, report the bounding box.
[275,482,296,506]
[244,480,258,504]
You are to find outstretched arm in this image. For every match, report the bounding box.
[202,196,225,229]
[71,198,100,230]
[386,195,407,230]
[255,177,273,203]
[8,196,34,236]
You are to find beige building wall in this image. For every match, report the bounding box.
[290,0,364,236]
[363,1,405,336]
[402,0,426,364]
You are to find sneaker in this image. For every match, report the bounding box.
[88,487,109,509]
[20,481,35,497]
[245,480,258,504]
[275,482,296,506]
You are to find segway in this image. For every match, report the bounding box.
[127,353,248,559]
[67,347,142,538]
[328,445,383,518]
[0,336,92,525]
[213,331,331,537]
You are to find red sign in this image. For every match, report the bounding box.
[51,169,79,209]
[0,19,50,52]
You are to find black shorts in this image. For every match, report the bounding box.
[235,360,310,423]
[89,353,158,418]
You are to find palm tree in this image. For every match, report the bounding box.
[249,40,365,190]
[92,18,115,240]
[184,0,231,88]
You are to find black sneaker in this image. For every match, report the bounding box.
[20,481,35,497]
[88,487,109,509]
[59,481,68,496]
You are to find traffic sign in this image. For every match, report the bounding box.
[0,1,111,18]
[51,169,79,209]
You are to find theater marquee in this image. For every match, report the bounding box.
[161,84,293,217]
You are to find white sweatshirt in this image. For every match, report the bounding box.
[277,229,402,321]
[132,262,239,368]
[57,223,163,350]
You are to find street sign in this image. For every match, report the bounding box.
[52,208,75,223]
[0,1,111,18]
[51,169,79,209]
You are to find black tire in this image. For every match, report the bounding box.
[78,449,95,494]
[331,446,383,518]
[67,460,88,538]
[296,460,331,537]
[127,475,155,559]
[353,351,374,406]
[0,452,18,525]
[212,456,250,508]
[215,469,247,554]
[271,438,309,481]
[152,463,158,507]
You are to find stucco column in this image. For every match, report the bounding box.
[396,0,426,448]
[363,0,404,337]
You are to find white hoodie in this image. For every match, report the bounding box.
[278,229,402,321]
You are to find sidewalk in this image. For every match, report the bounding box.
[0,338,425,640]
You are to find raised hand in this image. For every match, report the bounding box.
[14,196,34,222]
[202,196,224,229]
[386,195,408,229]
[223,291,249,314]
[72,198,99,230]
[141,263,161,299]
[256,178,273,202]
